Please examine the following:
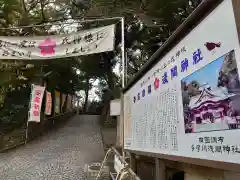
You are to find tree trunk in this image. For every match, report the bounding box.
[83,77,90,112]
[103,53,115,125]
[106,59,115,91]
[83,88,89,112]
[20,0,32,34]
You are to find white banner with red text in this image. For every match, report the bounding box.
[28,85,45,122]
[0,24,115,59]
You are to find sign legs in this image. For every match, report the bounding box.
[129,153,137,173]
[155,158,166,180]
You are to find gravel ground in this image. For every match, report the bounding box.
[0,115,104,180]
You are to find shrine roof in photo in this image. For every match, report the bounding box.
[189,87,236,109]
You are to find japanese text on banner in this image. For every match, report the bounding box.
[28,85,45,122]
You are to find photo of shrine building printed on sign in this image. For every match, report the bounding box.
[181,50,240,133]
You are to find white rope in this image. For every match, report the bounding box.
[0,17,122,30]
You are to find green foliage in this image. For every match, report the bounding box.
[79,0,202,80]
[0,0,203,125]
[0,0,86,130]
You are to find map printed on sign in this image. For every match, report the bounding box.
[123,0,240,164]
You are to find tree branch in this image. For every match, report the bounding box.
[40,0,47,23]
[28,0,40,11]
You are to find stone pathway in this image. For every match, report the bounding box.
[0,115,104,180]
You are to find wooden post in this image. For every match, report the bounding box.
[232,0,240,39]
[116,115,120,147]
[120,93,125,157]
[130,153,137,173]
[0,133,3,149]
[156,158,160,180]
[155,158,166,180]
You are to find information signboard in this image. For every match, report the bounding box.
[124,0,240,164]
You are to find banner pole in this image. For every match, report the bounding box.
[25,121,29,145]
[121,17,125,88]
[125,52,128,86]
[25,84,33,145]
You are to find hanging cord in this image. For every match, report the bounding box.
[0,17,122,30]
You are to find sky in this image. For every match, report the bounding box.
[182,56,224,88]
[78,62,120,104]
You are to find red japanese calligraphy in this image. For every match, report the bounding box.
[33,110,40,116]
[34,96,40,103]
[35,90,42,96]
[34,103,40,110]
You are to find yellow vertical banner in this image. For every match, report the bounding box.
[54,91,60,114]
[61,93,66,113]
[45,91,52,115]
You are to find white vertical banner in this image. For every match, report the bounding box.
[28,85,45,122]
